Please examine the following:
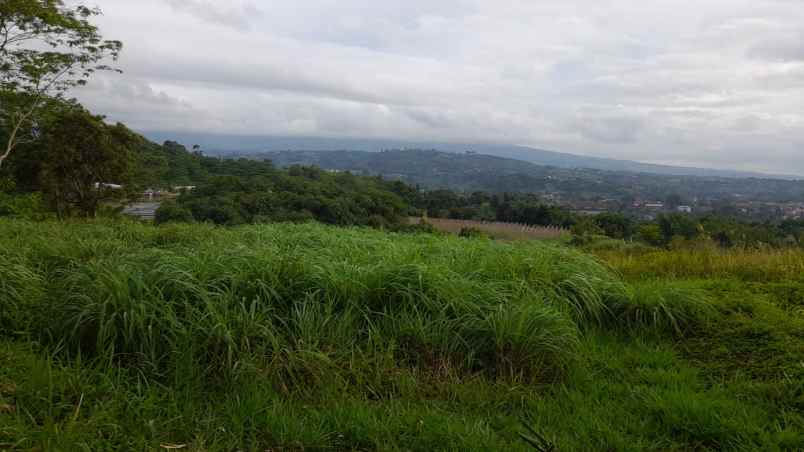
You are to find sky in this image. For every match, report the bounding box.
[72,0,804,175]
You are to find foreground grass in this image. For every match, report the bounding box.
[1,219,802,450]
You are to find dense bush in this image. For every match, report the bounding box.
[153,201,194,224]
[0,192,47,220]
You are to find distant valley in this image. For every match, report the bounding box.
[144,132,804,221]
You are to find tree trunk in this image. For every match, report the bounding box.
[0,107,35,170]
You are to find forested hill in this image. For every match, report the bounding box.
[229,149,804,204]
[144,132,795,179]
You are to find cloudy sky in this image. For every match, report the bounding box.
[73,0,804,175]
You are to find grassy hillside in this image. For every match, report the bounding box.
[1,219,802,450]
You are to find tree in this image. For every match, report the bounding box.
[0,0,122,169]
[154,201,194,225]
[637,224,663,246]
[39,108,136,217]
[593,212,635,239]
[657,213,700,243]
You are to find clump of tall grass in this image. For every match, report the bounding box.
[0,256,43,336]
[610,282,715,336]
[469,301,578,379]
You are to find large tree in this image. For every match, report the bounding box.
[0,0,121,169]
[39,108,137,217]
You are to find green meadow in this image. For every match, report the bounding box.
[1,219,802,451]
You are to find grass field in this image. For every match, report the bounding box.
[0,219,802,451]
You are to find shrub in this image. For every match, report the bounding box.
[0,192,48,220]
[638,224,664,246]
[154,202,195,224]
[390,220,437,234]
[459,227,487,239]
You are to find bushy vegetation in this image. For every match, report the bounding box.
[572,212,804,251]
[166,167,410,227]
[1,219,802,450]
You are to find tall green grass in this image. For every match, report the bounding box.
[0,220,630,384]
[2,219,802,450]
[0,219,708,387]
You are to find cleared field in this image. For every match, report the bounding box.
[410,216,569,240]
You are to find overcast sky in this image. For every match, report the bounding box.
[73,0,804,175]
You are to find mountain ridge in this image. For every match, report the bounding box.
[143,131,800,180]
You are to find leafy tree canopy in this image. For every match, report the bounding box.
[0,0,121,168]
[39,107,138,217]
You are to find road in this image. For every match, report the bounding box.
[122,202,161,221]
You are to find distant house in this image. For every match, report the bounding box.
[644,202,665,209]
[94,182,123,190]
[172,185,196,192]
[677,205,693,213]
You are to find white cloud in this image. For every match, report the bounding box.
[72,0,804,175]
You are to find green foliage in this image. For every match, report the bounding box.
[171,169,409,227]
[153,201,193,225]
[0,220,614,382]
[260,149,804,216]
[637,223,664,246]
[570,218,604,245]
[592,212,635,239]
[458,226,487,239]
[0,219,802,450]
[611,282,715,336]
[389,220,438,235]
[0,191,46,219]
[658,213,701,242]
[38,108,137,217]
[0,0,122,169]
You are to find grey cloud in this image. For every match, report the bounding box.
[163,0,261,29]
[571,114,645,145]
[749,43,804,63]
[70,0,804,175]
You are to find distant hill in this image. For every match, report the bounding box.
[219,149,804,206]
[143,132,799,180]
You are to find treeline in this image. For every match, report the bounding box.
[378,184,804,248]
[0,126,413,227]
[573,212,804,249]
[154,143,409,227]
[1,105,145,218]
[4,117,803,249]
[384,188,577,228]
[153,146,577,229]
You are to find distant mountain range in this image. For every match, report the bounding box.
[143,132,800,181]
